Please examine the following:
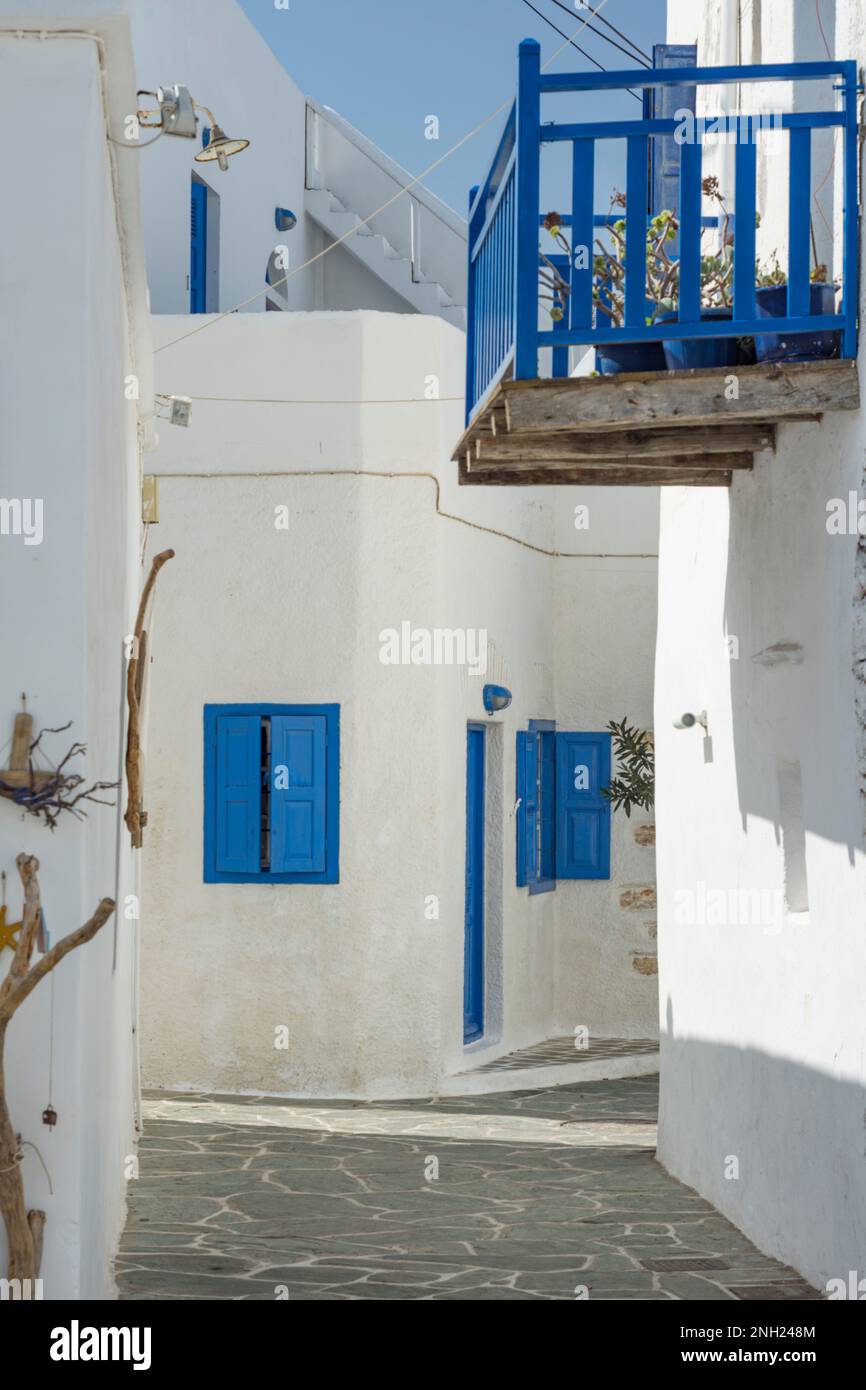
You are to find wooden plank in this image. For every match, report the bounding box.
[451,361,857,462]
[9,714,33,772]
[494,361,859,438]
[476,423,774,462]
[470,452,754,475]
[0,770,56,790]
[460,459,733,487]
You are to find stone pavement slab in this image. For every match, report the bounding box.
[116,1077,819,1302]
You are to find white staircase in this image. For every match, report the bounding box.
[304,100,466,330]
[305,188,465,329]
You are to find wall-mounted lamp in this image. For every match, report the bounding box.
[275,208,298,232]
[195,113,250,173]
[673,710,708,731]
[136,86,250,172]
[483,684,512,716]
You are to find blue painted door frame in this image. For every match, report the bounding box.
[464,724,486,1043]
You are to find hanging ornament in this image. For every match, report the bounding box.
[0,870,22,954]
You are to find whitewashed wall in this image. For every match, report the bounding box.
[0,3,149,1299]
[140,311,658,1098]
[657,0,866,1289]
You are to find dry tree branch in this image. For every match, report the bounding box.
[124,549,175,848]
[0,724,120,832]
[0,855,115,1283]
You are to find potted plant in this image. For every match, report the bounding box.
[541,205,669,374]
[753,255,840,364]
[541,188,738,375]
[657,177,740,372]
[541,180,840,375]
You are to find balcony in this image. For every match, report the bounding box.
[454,42,861,486]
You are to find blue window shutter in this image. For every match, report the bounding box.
[645,44,697,221]
[214,715,261,874]
[538,731,555,884]
[555,732,611,880]
[516,731,539,886]
[270,714,327,874]
[190,179,208,313]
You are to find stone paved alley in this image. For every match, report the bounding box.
[116,1077,820,1301]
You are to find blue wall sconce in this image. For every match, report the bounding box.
[275,207,298,232]
[483,684,512,716]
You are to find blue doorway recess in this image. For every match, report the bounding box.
[464,723,486,1043]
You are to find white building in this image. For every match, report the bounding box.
[133,0,661,1100]
[0,0,661,1301]
[0,1,151,1298]
[656,0,866,1291]
[28,0,866,1304]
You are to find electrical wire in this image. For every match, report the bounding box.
[153,467,658,561]
[155,0,616,355]
[580,0,652,63]
[518,0,643,101]
[520,0,609,77]
[187,395,465,405]
[544,0,651,67]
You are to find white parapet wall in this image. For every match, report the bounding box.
[0,2,150,1299]
[657,0,866,1290]
[140,310,659,1100]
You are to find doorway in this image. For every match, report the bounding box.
[464,723,486,1043]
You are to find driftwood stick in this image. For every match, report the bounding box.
[0,855,115,1283]
[124,549,174,847]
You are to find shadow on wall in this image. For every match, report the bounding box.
[657,1000,866,1292]
[723,412,864,863]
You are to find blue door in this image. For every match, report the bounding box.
[190,179,208,313]
[464,724,486,1043]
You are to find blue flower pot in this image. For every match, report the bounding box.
[754,283,840,363]
[661,308,740,371]
[594,340,667,376]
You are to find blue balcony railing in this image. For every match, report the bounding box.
[465,42,860,422]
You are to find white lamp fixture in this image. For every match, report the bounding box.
[673,710,708,731]
[194,109,251,173]
[136,87,250,172]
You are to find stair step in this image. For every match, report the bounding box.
[305,185,465,328]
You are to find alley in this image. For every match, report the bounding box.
[116,1078,819,1301]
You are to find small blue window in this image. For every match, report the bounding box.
[517,726,611,886]
[204,704,339,884]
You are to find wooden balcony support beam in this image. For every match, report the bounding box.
[460,458,737,487]
[465,452,753,476]
[455,361,859,474]
[475,424,774,464]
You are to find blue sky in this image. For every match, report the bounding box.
[238,0,668,214]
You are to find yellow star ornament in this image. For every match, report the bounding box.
[0,903,22,953]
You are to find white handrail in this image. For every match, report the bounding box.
[306,98,467,241]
